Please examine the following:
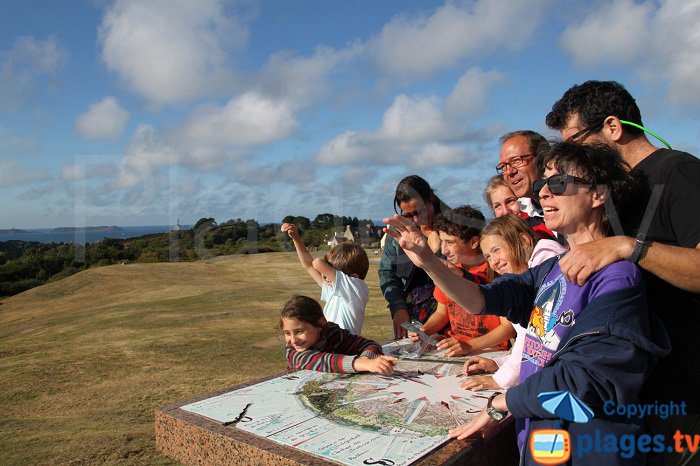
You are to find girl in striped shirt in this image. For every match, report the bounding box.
[281,295,396,374]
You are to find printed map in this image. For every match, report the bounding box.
[181,342,507,466]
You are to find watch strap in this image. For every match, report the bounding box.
[628,233,650,264]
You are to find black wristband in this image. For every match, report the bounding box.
[628,233,650,264]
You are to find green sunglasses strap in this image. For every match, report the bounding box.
[619,120,672,149]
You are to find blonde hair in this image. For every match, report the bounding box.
[483,175,515,211]
[325,243,369,279]
[480,214,536,279]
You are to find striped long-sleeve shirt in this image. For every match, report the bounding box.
[286,322,382,373]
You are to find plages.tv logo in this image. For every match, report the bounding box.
[530,391,593,465]
[530,429,571,464]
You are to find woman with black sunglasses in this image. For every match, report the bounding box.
[378,175,449,339]
[384,142,670,466]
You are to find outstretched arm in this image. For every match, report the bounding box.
[559,237,700,292]
[281,223,323,287]
[437,317,515,357]
[383,215,486,315]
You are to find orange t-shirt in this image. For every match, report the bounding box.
[433,262,509,349]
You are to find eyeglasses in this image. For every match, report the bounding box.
[399,206,427,219]
[495,154,533,174]
[532,174,593,197]
[566,120,604,143]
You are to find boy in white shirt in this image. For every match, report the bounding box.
[282,223,369,335]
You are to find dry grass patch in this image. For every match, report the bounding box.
[0,251,393,465]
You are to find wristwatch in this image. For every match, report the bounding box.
[628,232,650,264]
[487,392,507,421]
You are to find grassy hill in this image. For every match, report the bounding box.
[0,251,392,465]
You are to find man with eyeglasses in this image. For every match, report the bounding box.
[497,130,564,245]
[547,80,700,466]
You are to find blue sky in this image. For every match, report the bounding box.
[1,0,699,228]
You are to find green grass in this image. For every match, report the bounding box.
[0,252,392,465]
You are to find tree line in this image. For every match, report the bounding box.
[0,214,378,297]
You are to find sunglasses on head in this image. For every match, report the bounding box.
[532,174,593,197]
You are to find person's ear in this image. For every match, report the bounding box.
[603,116,624,143]
[519,232,534,252]
[591,184,609,209]
[469,235,480,251]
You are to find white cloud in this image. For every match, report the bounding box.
[109,90,302,191]
[75,97,130,139]
[379,95,447,143]
[559,0,700,106]
[98,0,247,105]
[368,0,546,79]
[444,68,503,118]
[258,44,363,107]
[0,157,49,188]
[233,159,316,186]
[0,36,66,110]
[180,92,297,146]
[316,67,498,168]
[113,124,175,189]
[560,0,652,68]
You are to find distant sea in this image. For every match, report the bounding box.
[0,225,176,244]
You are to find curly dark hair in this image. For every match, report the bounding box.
[393,175,449,216]
[433,205,486,243]
[536,141,648,235]
[545,80,644,137]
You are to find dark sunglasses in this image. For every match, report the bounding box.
[566,120,604,143]
[533,174,593,196]
[399,206,428,219]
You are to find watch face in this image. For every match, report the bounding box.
[489,408,505,421]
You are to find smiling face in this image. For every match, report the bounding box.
[481,234,525,275]
[439,231,476,264]
[499,135,538,198]
[538,164,604,245]
[282,317,323,352]
[490,185,521,218]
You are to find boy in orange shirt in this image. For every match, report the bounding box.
[408,205,515,357]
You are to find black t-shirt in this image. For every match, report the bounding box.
[629,149,700,410]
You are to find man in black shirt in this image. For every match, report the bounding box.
[546,80,700,466]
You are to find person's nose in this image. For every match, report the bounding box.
[538,182,553,200]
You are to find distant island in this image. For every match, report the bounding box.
[0,228,28,234]
[52,226,123,232]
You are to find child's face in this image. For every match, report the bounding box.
[439,231,476,264]
[282,317,323,352]
[490,185,521,218]
[481,235,524,275]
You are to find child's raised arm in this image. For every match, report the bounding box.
[282,223,323,287]
[312,257,337,284]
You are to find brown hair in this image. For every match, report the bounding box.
[325,243,369,280]
[483,175,515,209]
[480,214,536,280]
[433,205,485,243]
[279,295,326,329]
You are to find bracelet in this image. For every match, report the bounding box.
[628,233,650,264]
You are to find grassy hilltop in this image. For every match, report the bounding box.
[0,251,392,465]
